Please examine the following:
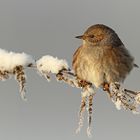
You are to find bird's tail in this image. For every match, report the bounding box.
[134,63,139,68]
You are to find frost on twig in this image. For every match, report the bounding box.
[76,94,86,134]
[36,55,95,137]
[76,84,95,138]
[109,82,140,114]
[0,48,35,100]
[56,70,95,137]
[13,65,26,100]
[56,69,95,137]
[36,55,140,136]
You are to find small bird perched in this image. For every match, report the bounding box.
[73,24,138,93]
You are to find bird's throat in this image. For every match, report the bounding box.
[83,40,87,46]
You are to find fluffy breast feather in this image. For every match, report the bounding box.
[73,45,134,87]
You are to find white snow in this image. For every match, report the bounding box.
[36,55,69,74]
[135,93,140,104]
[114,98,122,110]
[0,48,34,71]
[132,110,140,115]
[81,86,95,97]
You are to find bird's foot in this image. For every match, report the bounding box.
[103,83,113,98]
[77,79,92,88]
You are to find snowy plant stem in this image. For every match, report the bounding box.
[124,89,138,95]
[87,94,93,138]
[76,95,86,134]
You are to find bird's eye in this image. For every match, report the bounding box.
[89,35,94,38]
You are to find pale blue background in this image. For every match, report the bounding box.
[0,0,140,139]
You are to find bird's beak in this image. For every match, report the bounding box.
[75,35,84,40]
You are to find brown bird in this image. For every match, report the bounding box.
[73,24,138,93]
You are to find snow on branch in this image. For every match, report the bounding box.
[109,83,140,114]
[36,55,69,80]
[0,48,140,137]
[36,55,95,137]
[36,54,140,137]
[0,48,35,100]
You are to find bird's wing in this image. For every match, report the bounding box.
[121,45,139,68]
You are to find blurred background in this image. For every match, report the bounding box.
[0,0,140,139]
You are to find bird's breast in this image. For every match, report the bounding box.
[73,45,105,87]
[72,45,134,87]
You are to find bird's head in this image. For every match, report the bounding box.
[75,24,123,47]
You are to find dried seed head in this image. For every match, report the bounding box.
[0,70,10,80]
[13,65,27,100]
